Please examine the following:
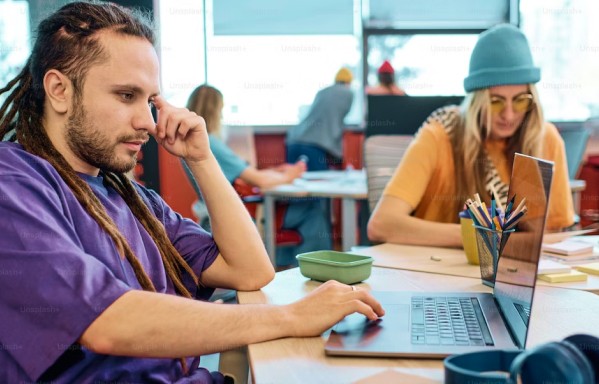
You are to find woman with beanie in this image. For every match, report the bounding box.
[186,85,332,266]
[367,24,574,247]
[366,60,406,96]
[286,67,354,171]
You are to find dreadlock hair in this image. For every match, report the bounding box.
[0,2,200,369]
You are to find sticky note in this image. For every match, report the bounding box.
[574,263,599,276]
[538,270,588,283]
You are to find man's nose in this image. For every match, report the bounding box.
[132,103,155,131]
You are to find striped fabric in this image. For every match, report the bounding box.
[425,106,510,207]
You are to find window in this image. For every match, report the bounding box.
[157,0,599,125]
[367,34,477,96]
[158,0,206,108]
[0,1,30,103]
[206,0,361,126]
[521,0,599,121]
[206,35,362,126]
[367,0,511,29]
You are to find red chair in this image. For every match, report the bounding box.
[232,179,302,246]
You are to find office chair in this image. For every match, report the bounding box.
[559,125,591,180]
[232,179,303,247]
[558,125,591,224]
[184,164,302,249]
[363,134,414,212]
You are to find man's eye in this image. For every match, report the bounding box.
[121,93,134,101]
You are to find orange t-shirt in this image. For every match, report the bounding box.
[383,121,574,230]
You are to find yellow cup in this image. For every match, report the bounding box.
[460,216,479,265]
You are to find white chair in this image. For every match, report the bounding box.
[363,135,414,212]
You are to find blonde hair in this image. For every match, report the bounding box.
[187,85,224,136]
[448,84,545,217]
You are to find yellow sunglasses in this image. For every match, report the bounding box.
[489,93,534,115]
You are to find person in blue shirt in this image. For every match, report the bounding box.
[286,67,354,171]
[186,85,332,266]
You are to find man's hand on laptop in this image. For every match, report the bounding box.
[283,280,385,337]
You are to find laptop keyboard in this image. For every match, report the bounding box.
[411,297,494,346]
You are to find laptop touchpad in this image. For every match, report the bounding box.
[333,305,409,334]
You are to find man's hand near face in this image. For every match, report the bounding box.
[150,95,212,164]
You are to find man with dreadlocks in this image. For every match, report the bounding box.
[0,2,383,383]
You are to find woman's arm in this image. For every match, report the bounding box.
[368,194,462,247]
[239,161,305,189]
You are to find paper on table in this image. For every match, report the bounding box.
[575,263,599,275]
[542,229,597,244]
[537,270,588,283]
[543,254,599,265]
[542,240,594,256]
[538,258,572,275]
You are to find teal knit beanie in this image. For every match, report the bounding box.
[464,24,540,92]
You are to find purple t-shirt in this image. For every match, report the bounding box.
[0,143,221,383]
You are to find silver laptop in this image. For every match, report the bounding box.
[325,153,553,358]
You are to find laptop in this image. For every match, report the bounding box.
[325,153,553,357]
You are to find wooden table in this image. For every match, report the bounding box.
[237,267,599,384]
[352,237,599,293]
[262,170,367,263]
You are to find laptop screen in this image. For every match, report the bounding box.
[493,153,554,349]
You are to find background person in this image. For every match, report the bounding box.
[286,67,354,171]
[367,24,574,248]
[186,84,332,267]
[365,60,406,96]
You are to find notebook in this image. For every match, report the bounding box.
[325,153,553,358]
[543,253,599,265]
[537,258,571,275]
[542,240,594,256]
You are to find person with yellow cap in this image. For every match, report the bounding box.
[368,24,574,247]
[286,67,354,170]
[366,60,406,96]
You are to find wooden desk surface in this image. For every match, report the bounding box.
[353,241,599,294]
[238,267,599,384]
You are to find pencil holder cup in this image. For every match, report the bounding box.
[474,225,514,287]
[459,211,479,265]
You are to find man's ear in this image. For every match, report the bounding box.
[43,69,72,114]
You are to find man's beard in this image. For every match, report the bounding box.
[65,100,147,174]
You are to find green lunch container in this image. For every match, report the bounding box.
[296,251,373,284]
